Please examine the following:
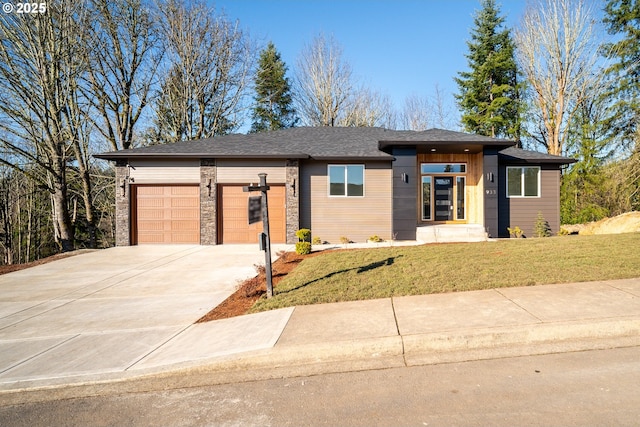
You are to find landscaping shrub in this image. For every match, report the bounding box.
[295,228,312,254]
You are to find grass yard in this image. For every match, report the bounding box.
[250,233,640,313]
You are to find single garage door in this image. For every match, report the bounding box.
[134,185,200,244]
[219,185,286,244]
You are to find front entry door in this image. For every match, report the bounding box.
[434,177,454,221]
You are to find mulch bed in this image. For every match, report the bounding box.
[196,251,320,322]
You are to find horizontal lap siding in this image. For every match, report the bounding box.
[301,161,392,243]
[498,166,560,237]
[217,159,286,184]
[129,160,200,184]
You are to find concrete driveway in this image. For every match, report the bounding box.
[0,244,291,387]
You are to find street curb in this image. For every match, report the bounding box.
[1,317,639,405]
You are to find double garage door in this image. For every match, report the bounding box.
[133,185,285,244]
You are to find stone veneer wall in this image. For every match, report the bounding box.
[285,159,300,244]
[115,160,131,246]
[200,159,217,245]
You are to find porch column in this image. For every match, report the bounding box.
[285,159,300,244]
[115,159,131,246]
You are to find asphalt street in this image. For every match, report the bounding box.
[1,346,638,427]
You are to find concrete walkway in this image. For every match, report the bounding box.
[0,246,639,403]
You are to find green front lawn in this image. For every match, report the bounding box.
[250,233,640,312]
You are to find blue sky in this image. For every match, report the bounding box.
[213,0,529,124]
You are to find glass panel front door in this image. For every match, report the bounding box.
[434,177,454,221]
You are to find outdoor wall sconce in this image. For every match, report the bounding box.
[291,178,296,196]
[206,178,212,197]
[401,173,409,183]
[119,176,134,197]
[119,163,134,197]
[486,172,494,183]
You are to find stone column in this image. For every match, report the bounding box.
[115,160,131,246]
[285,159,300,244]
[200,159,217,245]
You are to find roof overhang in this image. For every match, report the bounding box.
[379,140,514,154]
[94,152,311,161]
[498,147,577,165]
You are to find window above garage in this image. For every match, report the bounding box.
[328,165,365,197]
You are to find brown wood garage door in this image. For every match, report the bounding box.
[133,185,200,244]
[219,185,286,244]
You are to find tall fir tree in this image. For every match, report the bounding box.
[602,0,640,148]
[455,0,521,140]
[251,42,297,133]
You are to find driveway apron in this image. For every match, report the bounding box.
[0,245,289,385]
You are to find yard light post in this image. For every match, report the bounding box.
[243,173,274,298]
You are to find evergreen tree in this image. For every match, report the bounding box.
[455,0,522,140]
[251,42,297,132]
[602,0,640,148]
[602,0,640,211]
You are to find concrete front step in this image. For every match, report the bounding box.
[416,224,488,243]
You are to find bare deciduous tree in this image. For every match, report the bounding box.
[400,85,458,131]
[295,33,355,126]
[0,1,89,251]
[84,0,161,151]
[401,94,434,131]
[515,0,599,156]
[343,87,396,128]
[153,0,253,142]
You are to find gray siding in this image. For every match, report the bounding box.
[483,148,499,237]
[300,160,393,243]
[498,165,561,237]
[391,147,417,240]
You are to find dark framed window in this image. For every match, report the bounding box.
[507,166,540,197]
[328,165,364,197]
[420,163,466,174]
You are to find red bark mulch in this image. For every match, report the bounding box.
[196,251,320,322]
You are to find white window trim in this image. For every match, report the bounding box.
[327,164,365,197]
[506,166,541,198]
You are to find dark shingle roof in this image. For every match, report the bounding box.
[96,127,398,160]
[95,127,570,164]
[498,146,576,164]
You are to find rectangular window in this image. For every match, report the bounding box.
[507,167,540,197]
[421,163,466,174]
[422,176,432,220]
[328,165,364,197]
[456,176,465,220]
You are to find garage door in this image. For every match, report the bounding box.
[219,185,286,244]
[134,185,200,244]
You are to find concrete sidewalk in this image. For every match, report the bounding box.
[1,276,639,403]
